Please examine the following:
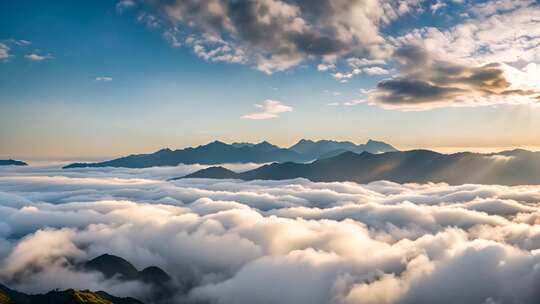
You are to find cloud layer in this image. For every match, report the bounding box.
[2,164,540,303]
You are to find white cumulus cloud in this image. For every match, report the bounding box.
[242,99,293,120]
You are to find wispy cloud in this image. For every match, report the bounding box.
[6,39,31,46]
[95,76,113,82]
[328,99,367,107]
[115,0,135,12]
[362,66,390,75]
[242,100,293,120]
[24,53,54,61]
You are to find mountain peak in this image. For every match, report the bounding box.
[209,140,227,145]
[254,141,280,151]
[156,148,172,153]
[84,254,139,280]
[296,139,315,144]
[231,142,255,148]
[178,166,239,180]
[140,266,172,285]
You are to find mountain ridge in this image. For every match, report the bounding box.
[63,139,397,169]
[0,160,27,166]
[176,149,540,186]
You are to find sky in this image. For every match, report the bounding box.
[1,0,539,159]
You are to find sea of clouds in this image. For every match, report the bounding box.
[2,163,540,303]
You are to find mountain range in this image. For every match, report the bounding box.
[0,160,27,166]
[177,149,540,186]
[63,139,397,169]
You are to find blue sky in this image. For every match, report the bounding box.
[1,0,539,159]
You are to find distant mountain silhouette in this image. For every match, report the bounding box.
[183,166,241,179]
[176,149,540,186]
[63,139,396,169]
[289,139,397,159]
[0,159,27,166]
[0,283,143,304]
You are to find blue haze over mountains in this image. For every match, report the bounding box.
[180,149,540,186]
[63,139,397,168]
[59,139,540,186]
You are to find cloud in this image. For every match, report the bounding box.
[188,35,246,64]
[327,99,367,107]
[2,165,540,303]
[0,39,33,61]
[343,99,366,106]
[137,12,162,28]
[347,57,387,68]
[394,0,540,66]
[363,0,540,110]
[24,53,54,61]
[317,63,336,72]
[331,70,360,83]
[367,45,540,110]
[363,66,390,75]
[6,39,31,46]
[0,43,9,60]
[163,27,182,48]
[116,0,136,12]
[95,76,113,82]
[327,56,390,82]
[430,0,447,13]
[241,99,293,120]
[135,0,430,74]
[128,0,540,112]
